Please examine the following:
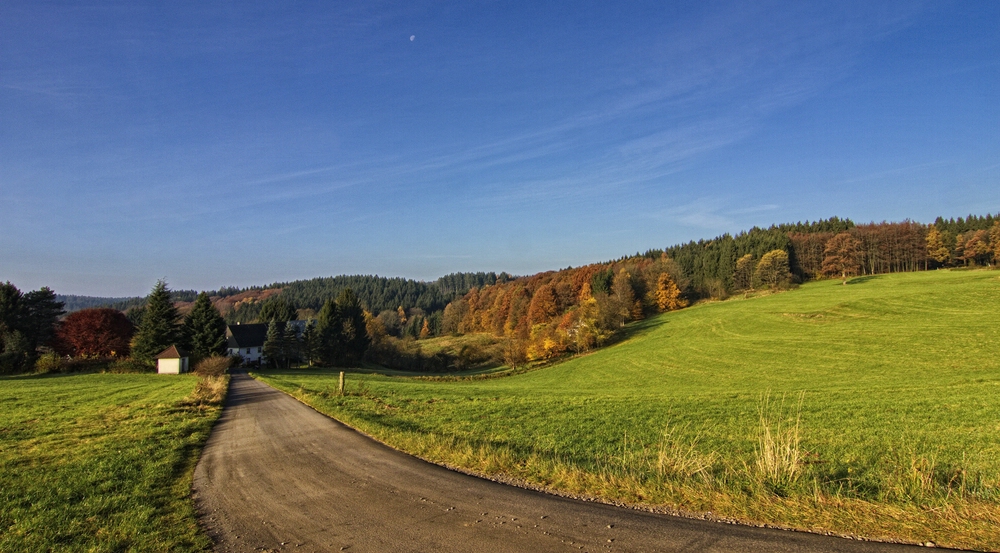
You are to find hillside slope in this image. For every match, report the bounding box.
[260,269,1000,550]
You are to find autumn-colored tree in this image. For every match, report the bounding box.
[441,299,468,335]
[755,250,792,290]
[609,269,638,327]
[502,336,528,369]
[733,254,755,293]
[925,226,951,266]
[572,282,601,351]
[654,272,687,311]
[527,323,566,361]
[56,308,134,358]
[527,284,558,325]
[991,222,1000,265]
[822,232,862,284]
[962,229,991,266]
[419,318,430,339]
[953,232,966,265]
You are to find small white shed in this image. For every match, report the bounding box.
[156,345,190,374]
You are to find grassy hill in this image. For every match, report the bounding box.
[259,269,1000,550]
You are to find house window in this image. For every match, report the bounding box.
[258,347,262,353]
[247,348,251,354]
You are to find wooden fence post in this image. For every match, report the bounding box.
[339,371,345,395]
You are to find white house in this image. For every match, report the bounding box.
[156,345,190,374]
[226,323,269,366]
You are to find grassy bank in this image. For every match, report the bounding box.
[0,373,226,552]
[258,269,1000,550]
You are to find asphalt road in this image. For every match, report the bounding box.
[192,373,927,553]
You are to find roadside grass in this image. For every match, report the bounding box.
[0,372,226,552]
[259,269,1000,550]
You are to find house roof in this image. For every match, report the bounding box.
[155,345,188,359]
[226,323,269,348]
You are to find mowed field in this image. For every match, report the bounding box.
[260,269,1000,550]
[0,373,222,552]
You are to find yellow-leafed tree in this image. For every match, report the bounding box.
[925,226,951,265]
[655,272,688,311]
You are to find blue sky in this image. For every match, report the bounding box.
[2,1,997,296]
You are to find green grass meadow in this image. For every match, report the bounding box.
[0,373,222,552]
[259,270,1000,550]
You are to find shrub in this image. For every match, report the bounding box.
[183,375,229,406]
[106,358,155,374]
[192,355,231,377]
[34,352,67,374]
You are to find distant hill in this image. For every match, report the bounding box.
[57,295,143,313]
[56,272,509,320]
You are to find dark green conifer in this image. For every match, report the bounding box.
[316,298,341,366]
[131,280,182,362]
[263,319,282,368]
[183,292,227,359]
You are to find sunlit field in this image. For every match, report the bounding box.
[0,373,223,552]
[260,269,1000,550]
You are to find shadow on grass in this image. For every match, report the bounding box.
[601,313,670,346]
[846,275,883,285]
[256,316,670,382]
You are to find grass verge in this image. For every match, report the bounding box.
[0,372,228,552]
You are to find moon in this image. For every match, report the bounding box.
[410,35,415,41]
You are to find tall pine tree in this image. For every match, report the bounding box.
[22,287,64,353]
[262,319,282,368]
[337,288,369,364]
[131,280,182,362]
[316,299,342,366]
[183,292,227,359]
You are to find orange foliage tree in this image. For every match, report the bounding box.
[822,232,862,284]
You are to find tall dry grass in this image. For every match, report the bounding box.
[754,392,804,490]
[184,356,233,406]
[655,422,716,482]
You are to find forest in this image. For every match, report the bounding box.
[26,213,999,374]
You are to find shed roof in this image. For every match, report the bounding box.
[155,345,188,359]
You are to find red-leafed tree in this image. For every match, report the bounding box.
[822,232,862,284]
[56,308,134,358]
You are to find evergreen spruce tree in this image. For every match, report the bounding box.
[183,292,227,359]
[336,288,369,364]
[301,320,317,366]
[316,299,342,366]
[258,297,296,324]
[22,287,65,353]
[131,280,182,362]
[263,319,282,368]
[281,324,300,369]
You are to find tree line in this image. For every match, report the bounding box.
[0,283,64,373]
[6,213,997,374]
[424,214,998,367]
